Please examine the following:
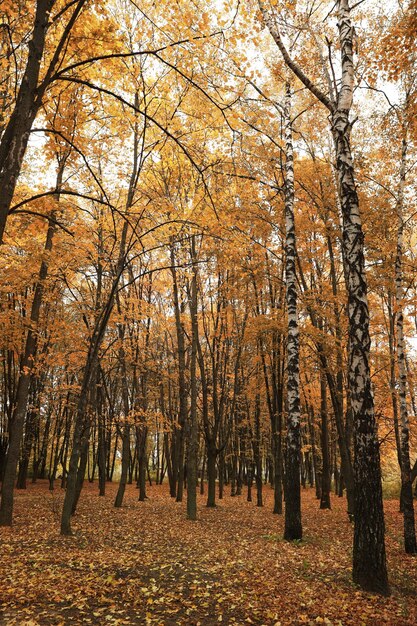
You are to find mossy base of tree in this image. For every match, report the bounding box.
[284,531,302,541]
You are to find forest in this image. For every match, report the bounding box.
[0,0,417,624]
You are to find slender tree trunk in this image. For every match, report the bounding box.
[187,243,199,520]
[138,429,148,501]
[71,422,90,515]
[16,383,37,489]
[170,245,188,503]
[320,370,331,510]
[61,224,129,534]
[246,462,252,503]
[253,391,263,507]
[60,377,93,534]
[164,433,176,497]
[218,451,224,500]
[395,137,417,554]
[326,227,355,517]
[115,423,130,508]
[95,370,106,497]
[283,82,302,541]
[206,443,217,508]
[273,411,283,514]
[387,295,402,471]
[200,450,205,495]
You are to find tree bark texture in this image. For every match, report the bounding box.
[283,83,302,541]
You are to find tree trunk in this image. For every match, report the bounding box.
[0,0,50,242]
[206,444,217,508]
[253,391,263,507]
[170,245,188,504]
[320,371,331,510]
[273,412,283,514]
[283,82,302,541]
[0,201,57,525]
[61,222,129,534]
[138,430,148,502]
[258,0,388,592]
[114,423,130,508]
[332,107,388,595]
[395,136,417,554]
[187,244,198,520]
[71,423,90,515]
[0,0,87,243]
[16,384,37,489]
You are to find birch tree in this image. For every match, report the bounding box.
[394,133,417,554]
[282,81,302,541]
[258,0,389,593]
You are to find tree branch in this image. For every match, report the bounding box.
[257,0,335,113]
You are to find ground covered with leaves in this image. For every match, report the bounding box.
[1,482,416,625]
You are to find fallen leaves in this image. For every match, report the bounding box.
[0,482,416,625]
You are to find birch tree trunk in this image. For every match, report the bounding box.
[331,4,387,592]
[258,0,388,593]
[283,82,302,541]
[395,137,417,554]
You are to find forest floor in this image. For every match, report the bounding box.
[0,482,416,626]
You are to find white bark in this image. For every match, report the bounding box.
[283,81,302,541]
[395,135,417,553]
[257,0,388,593]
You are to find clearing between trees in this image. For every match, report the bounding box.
[1,482,416,626]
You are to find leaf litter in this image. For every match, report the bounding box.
[0,482,416,625]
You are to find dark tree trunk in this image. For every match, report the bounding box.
[71,424,90,515]
[187,244,199,520]
[273,413,283,514]
[218,452,225,500]
[0,0,87,243]
[170,245,188,504]
[247,465,253,502]
[206,444,217,508]
[16,388,37,489]
[320,371,331,510]
[0,205,57,526]
[114,424,130,508]
[138,432,148,502]
[200,451,205,495]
